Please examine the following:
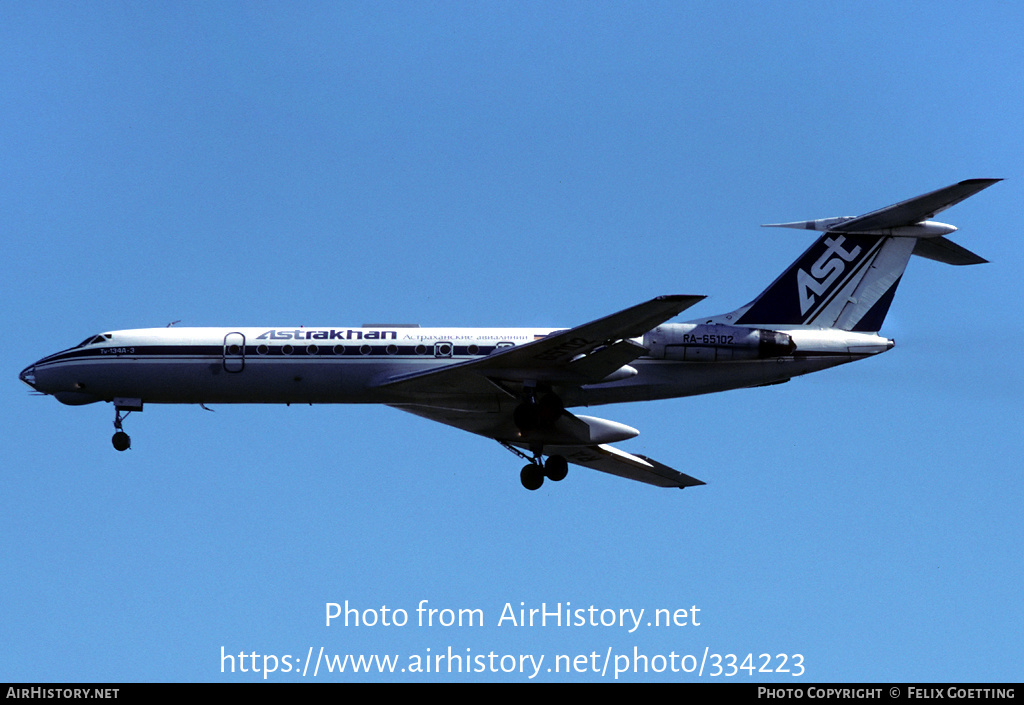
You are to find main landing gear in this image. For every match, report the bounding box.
[520,454,569,490]
[502,443,569,491]
[505,389,571,490]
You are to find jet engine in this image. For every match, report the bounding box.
[643,324,795,362]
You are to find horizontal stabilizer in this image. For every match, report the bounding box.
[762,180,1001,238]
[912,236,988,265]
[833,178,1002,232]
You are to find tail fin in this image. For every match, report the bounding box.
[709,179,1000,332]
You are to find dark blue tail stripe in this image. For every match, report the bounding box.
[735,234,882,326]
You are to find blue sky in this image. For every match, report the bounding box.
[3,1,1022,682]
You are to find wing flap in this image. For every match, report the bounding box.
[543,443,705,488]
[565,339,646,381]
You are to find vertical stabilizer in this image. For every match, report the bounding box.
[723,233,915,331]
[705,179,999,332]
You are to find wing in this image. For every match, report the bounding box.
[390,403,705,489]
[378,294,704,402]
[379,295,707,489]
[540,443,705,488]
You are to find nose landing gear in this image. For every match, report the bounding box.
[112,410,131,451]
[110,398,143,452]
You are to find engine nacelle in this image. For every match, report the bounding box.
[643,324,795,362]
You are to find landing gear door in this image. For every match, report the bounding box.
[223,332,245,373]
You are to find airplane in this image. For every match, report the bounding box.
[19,179,1000,491]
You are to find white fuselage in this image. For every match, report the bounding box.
[20,323,893,409]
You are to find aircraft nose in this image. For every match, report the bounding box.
[19,364,38,389]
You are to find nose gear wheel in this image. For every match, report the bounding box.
[112,408,131,451]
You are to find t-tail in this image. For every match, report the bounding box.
[706,179,1001,332]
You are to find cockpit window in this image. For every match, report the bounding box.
[76,334,110,348]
